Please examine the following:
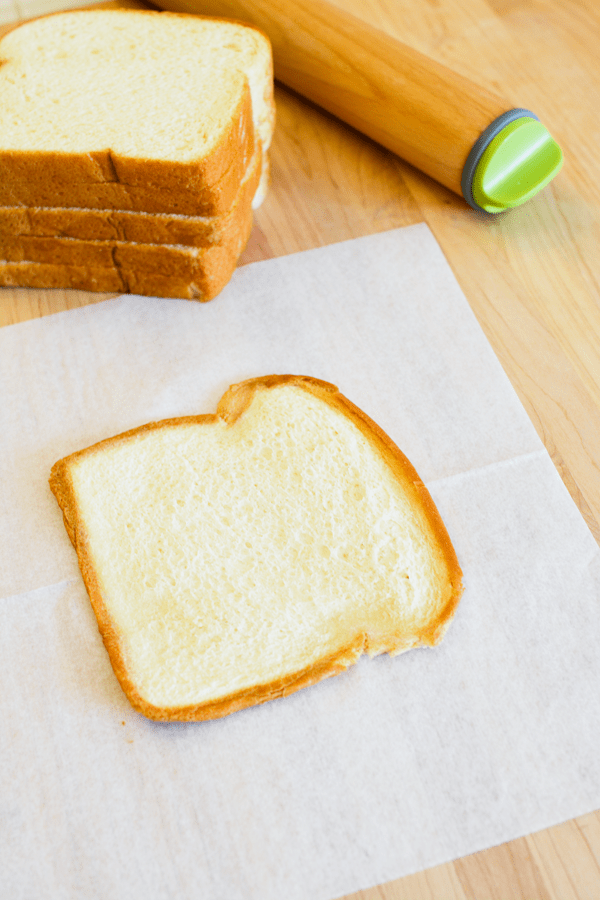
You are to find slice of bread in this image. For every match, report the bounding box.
[0,259,240,299]
[0,9,274,214]
[0,171,257,218]
[1,200,252,273]
[0,213,250,299]
[0,143,264,247]
[49,375,463,722]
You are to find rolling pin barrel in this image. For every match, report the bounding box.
[156,0,563,212]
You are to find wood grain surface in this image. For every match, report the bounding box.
[2,1,600,898]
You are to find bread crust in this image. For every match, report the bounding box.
[0,197,253,299]
[0,260,126,294]
[49,375,464,722]
[0,136,253,218]
[0,144,262,247]
[0,9,276,212]
[0,255,241,300]
[1,206,252,273]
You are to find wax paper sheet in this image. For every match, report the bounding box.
[1,224,599,900]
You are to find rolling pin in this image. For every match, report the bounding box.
[155,0,563,213]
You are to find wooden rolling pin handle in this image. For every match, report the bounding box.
[156,0,514,197]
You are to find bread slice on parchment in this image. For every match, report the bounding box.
[0,9,275,216]
[49,375,463,722]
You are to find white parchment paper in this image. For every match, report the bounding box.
[1,224,599,900]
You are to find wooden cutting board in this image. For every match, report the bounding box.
[2,1,600,898]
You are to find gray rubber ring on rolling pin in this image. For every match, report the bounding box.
[461,108,539,212]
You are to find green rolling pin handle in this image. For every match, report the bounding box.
[461,108,563,213]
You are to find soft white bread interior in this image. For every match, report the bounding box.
[49,375,463,722]
[0,9,275,207]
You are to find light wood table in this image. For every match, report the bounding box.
[2,1,600,897]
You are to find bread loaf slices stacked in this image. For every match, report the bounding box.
[50,375,464,722]
[0,9,274,300]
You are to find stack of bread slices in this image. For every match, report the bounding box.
[0,8,275,300]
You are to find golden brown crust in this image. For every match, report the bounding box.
[0,259,231,300]
[49,375,464,722]
[0,135,252,218]
[0,200,253,298]
[0,144,262,246]
[129,638,367,722]
[0,203,252,273]
[0,260,126,293]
